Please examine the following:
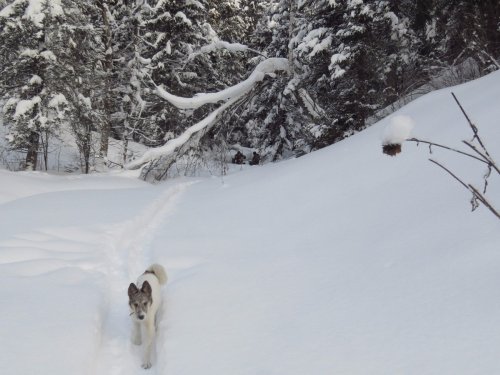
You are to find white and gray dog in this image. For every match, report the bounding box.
[128,264,167,369]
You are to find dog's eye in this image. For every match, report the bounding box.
[134,303,138,307]
[143,302,147,307]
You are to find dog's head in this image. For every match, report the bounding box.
[128,281,152,321]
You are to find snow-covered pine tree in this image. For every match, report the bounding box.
[112,0,212,162]
[208,0,265,45]
[220,0,318,161]
[94,0,114,169]
[436,0,500,70]
[0,0,72,170]
[304,1,398,143]
[98,0,153,166]
[381,1,429,102]
[0,0,107,172]
[55,1,106,173]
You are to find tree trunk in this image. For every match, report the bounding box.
[25,131,40,171]
[288,0,296,76]
[97,0,113,170]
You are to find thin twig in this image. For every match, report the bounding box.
[451,92,491,158]
[408,138,488,164]
[469,185,500,219]
[462,140,500,175]
[429,159,470,191]
[430,159,500,219]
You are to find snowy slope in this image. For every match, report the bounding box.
[148,70,500,374]
[0,71,499,375]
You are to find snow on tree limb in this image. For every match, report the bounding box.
[127,58,289,172]
[125,96,239,170]
[187,40,266,61]
[0,0,64,27]
[154,57,289,109]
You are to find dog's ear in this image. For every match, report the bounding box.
[141,281,152,297]
[128,283,139,298]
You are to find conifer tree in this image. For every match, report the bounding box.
[0,0,69,170]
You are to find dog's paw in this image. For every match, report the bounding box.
[141,362,152,370]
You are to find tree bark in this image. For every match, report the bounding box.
[25,131,40,171]
[97,0,113,170]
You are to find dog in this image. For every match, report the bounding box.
[128,264,167,369]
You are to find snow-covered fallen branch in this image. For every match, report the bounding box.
[124,58,289,176]
[125,96,239,171]
[126,58,289,175]
[154,57,289,109]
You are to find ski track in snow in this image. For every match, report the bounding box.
[94,182,193,375]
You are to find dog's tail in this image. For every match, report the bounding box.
[146,264,168,285]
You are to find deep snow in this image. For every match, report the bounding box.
[1,70,499,375]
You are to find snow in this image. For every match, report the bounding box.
[3,97,19,113]
[20,48,39,58]
[1,70,500,375]
[152,0,167,11]
[0,0,64,27]
[185,0,205,10]
[155,57,289,109]
[382,115,414,145]
[0,0,25,19]
[29,74,43,85]
[13,96,41,119]
[40,50,57,61]
[298,87,326,119]
[0,116,148,172]
[309,35,332,57]
[330,45,351,78]
[188,40,253,60]
[48,93,68,108]
[426,19,437,41]
[174,11,192,27]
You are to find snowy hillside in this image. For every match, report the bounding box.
[1,71,499,375]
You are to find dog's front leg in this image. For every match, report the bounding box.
[141,320,155,369]
[131,321,142,345]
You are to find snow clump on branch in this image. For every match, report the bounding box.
[382,115,414,145]
[382,115,414,156]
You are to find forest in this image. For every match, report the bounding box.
[0,0,498,179]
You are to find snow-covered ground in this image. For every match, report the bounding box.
[0,117,148,172]
[1,70,499,374]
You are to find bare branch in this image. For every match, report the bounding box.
[408,138,488,164]
[429,159,470,191]
[469,185,500,220]
[451,92,492,158]
[462,140,500,175]
[430,159,500,219]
